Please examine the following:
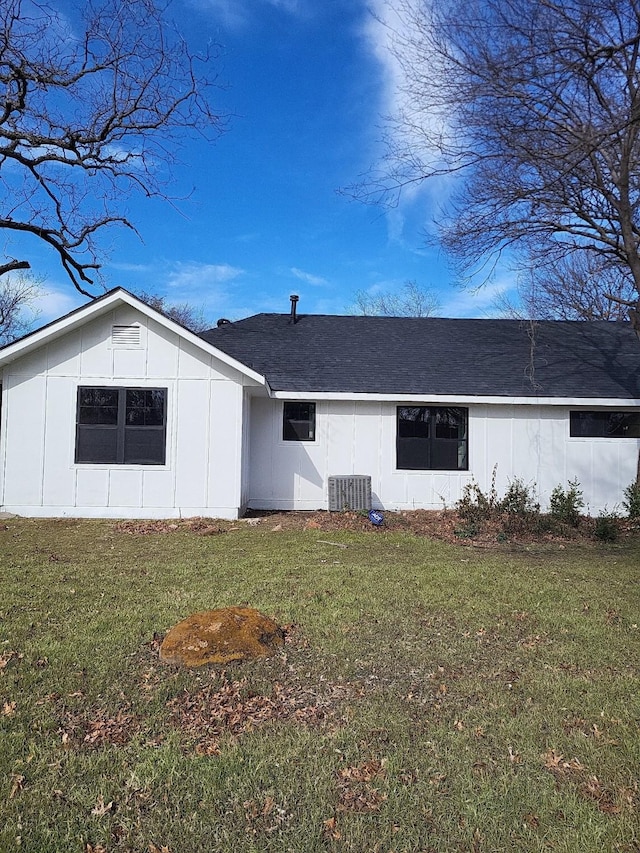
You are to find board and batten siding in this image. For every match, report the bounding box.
[0,306,253,519]
[247,398,639,514]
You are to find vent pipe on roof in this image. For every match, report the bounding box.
[290,293,299,324]
[216,318,231,327]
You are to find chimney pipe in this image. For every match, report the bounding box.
[290,293,299,324]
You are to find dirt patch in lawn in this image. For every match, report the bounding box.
[114,509,640,548]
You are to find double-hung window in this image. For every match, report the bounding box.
[397,406,468,470]
[75,387,167,465]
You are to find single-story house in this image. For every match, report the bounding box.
[0,287,638,519]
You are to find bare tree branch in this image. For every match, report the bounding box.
[358,0,640,325]
[135,290,209,333]
[349,280,441,316]
[0,259,29,277]
[0,0,224,294]
[498,252,635,320]
[0,272,41,344]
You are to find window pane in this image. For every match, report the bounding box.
[283,402,315,441]
[431,438,461,469]
[75,426,118,463]
[76,386,167,465]
[435,407,466,439]
[285,402,313,422]
[78,388,119,425]
[398,407,430,438]
[397,437,430,469]
[124,427,166,464]
[126,389,165,426]
[571,411,640,438]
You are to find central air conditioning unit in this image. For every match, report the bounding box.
[328,475,372,512]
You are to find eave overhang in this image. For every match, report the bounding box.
[269,390,640,406]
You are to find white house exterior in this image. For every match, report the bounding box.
[246,398,638,515]
[0,288,638,519]
[0,290,264,519]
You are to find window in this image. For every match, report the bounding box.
[397,406,468,470]
[75,387,167,464]
[570,410,640,438]
[283,401,315,441]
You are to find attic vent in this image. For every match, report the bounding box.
[111,325,141,347]
[328,475,372,512]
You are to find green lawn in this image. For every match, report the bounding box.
[0,518,638,852]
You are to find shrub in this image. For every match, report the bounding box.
[549,479,584,527]
[622,481,640,519]
[501,477,540,516]
[455,468,541,537]
[457,466,500,524]
[454,522,478,539]
[594,510,620,542]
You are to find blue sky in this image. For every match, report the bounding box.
[31,0,515,326]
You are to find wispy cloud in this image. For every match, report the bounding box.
[167,262,244,289]
[290,267,329,287]
[106,258,248,318]
[358,0,456,246]
[158,261,245,318]
[440,276,518,319]
[38,283,87,325]
[188,0,306,29]
[361,0,453,169]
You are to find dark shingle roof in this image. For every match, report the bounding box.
[200,314,640,399]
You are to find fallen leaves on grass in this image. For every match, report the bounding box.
[167,672,337,755]
[84,709,139,747]
[542,749,636,815]
[243,794,291,835]
[9,773,24,799]
[562,715,619,744]
[322,816,341,841]
[60,707,140,749]
[580,776,622,815]
[507,746,522,765]
[336,759,388,813]
[0,651,23,672]
[90,795,114,817]
[2,700,16,716]
[542,749,587,781]
[518,634,551,650]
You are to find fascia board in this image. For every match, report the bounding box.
[269,390,640,406]
[0,288,267,387]
[0,289,121,364]
[111,293,267,386]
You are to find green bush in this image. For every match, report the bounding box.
[594,510,620,542]
[501,477,540,516]
[549,478,584,527]
[454,521,479,539]
[456,468,541,537]
[457,466,500,524]
[622,481,640,519]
